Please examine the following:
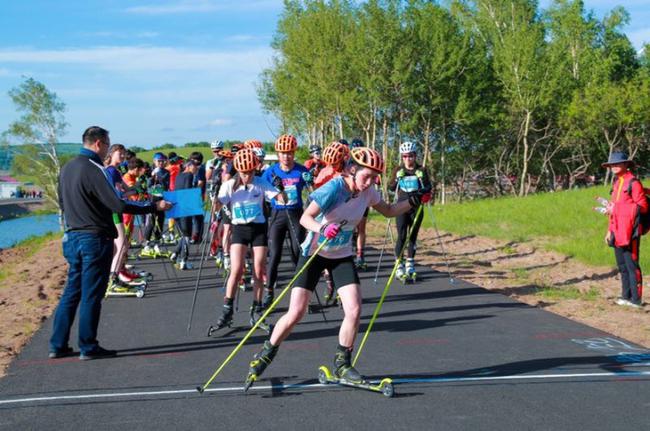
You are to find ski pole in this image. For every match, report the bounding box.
[372,219,392,285]
[187,198,218,333]
[373,183,400,285]
[425,203,454,284]
[353,204,424,367]
[197,237,332,394]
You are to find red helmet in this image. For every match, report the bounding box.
[243,139,263,149]
[233,148,259,172]
[350,147,384,173]
[275,134,297,152]
[322,141,350,166]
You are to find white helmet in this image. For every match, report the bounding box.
[210,140,224,150]
[252,147,266,161]
[399,141,417,155]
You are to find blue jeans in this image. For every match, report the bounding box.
[49,232,113,354]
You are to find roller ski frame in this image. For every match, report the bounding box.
[105,280,146,298]
[318,365,394,397]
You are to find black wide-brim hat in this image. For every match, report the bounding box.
[602,151,635,167]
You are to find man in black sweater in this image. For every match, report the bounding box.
[49,126,171,360]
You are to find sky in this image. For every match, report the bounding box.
[0,0,648,149]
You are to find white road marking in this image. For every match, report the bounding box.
[2,371,650,406]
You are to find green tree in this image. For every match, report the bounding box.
[6,77,68,218]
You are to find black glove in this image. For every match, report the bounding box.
[272,175,284,192]
[408,190,424,207]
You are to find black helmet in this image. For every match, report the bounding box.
[309,144,321,154]
[337,138,349,147]
[350,138,364,148]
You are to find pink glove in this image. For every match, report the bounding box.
[320,223,340,240]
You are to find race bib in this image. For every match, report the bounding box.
[232,201,262,223]
[284,184,299,206]
[399,176,419,193]
[318,227,354,251]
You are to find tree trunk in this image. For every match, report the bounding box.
[519,111,532,197]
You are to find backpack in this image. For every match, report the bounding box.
[625,178,650,236]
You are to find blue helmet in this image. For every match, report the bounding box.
[153,152,167,161]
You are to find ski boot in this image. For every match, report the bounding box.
[317,346,394,397]
[244,340,279,392]
[207,302,234,336]
[223,254,231,271]
[175,260,193,270]
[118,270,148,287]
[396,260,408,283]
[214,250,224,268]
[170,252,178,263]
[249,301,271,333]
[354,255,368,271]
[106,278,145,298]
[262,289,274,310]
[140,245,157,258]
[406,258,417,283]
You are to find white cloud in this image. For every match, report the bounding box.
[208,118,233,126]
[0,45,274,73]
[225,34,269,43]
[124,0,281,15]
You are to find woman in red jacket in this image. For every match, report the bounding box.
[604,152,648,308]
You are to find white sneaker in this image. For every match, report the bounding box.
[615,298,629,306]
[396,264,406,279]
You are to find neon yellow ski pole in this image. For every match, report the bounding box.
[353,204,424,366]
[197,238,331,393]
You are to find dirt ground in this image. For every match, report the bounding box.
[0,239,67,378]
[1,224,649,378]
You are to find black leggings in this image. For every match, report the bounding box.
[395,207,423,258]
[144,210,165,242]
[174,216,192,260]
[614,239,643,303]
[266,208,304,290]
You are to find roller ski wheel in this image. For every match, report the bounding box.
[317,366,394,397]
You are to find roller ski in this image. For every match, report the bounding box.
[105,278,146,298]
[249,302,272,334]
[317,347,394,397]
[140,244,171,259]
[318,366,394,397]
[207,303,234,337]
[244,340,278,392]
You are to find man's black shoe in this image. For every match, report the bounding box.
[48,346,74,359]
[79,346,117,361]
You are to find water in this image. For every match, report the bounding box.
[0,214,60,249]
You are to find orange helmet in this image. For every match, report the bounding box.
[275,134,297,152]
[322,141,350,166]
[219,150,234,159]
[243,139,263,149]
[350,147,384,173]
[233,148,259,172]
[231,143,243,153]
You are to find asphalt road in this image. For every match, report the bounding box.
[1,243,650,430]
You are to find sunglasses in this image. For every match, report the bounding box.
[402,154,415,158]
